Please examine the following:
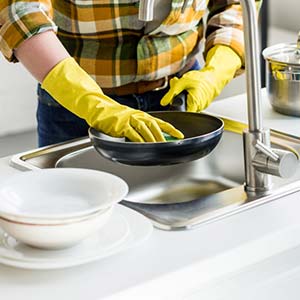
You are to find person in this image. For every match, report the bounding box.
[0,0,261,147]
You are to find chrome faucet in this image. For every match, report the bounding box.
[240,0,297,194]
[138,0,155,21]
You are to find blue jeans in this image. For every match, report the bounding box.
[37,60,200,147]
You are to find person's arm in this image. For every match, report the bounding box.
[160,0,262,112]
[14,30,69,83]
[14,31,183,142]
[0,1,183,142]
[205,0,262,66]
[0,0,56,62]
[16,34,185,144]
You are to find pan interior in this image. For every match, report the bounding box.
[150,112,223,139]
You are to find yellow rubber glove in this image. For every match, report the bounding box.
[271,64,286,81]
[160,45,242,112]
[41,58,184,142]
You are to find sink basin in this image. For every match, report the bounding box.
[10,120,300,230]
[56,132,243,203]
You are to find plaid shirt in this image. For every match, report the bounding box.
[0,0,261,88]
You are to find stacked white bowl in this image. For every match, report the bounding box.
[0,168,128,249]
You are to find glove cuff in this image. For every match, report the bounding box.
[42,57,103,98]
[205,45,242,76]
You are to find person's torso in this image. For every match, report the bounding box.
[52,0,208,87]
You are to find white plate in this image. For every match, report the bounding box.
[0,205,153,269]
[0,168,128,220]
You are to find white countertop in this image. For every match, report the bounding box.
[208,89,300,137]
[1,90,300,300]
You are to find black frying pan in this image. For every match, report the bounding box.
[89,93,224,166]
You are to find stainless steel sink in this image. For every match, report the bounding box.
[10,122,300,230]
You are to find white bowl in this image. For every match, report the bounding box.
[0,168,128,221]
[1,206,111,225]
[0,206,114,249]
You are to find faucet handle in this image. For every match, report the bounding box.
[255,140,279,161]
[253,148,298,178]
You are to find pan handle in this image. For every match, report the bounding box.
[169,91,187,112]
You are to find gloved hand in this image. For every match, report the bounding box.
[160,45,242,112]
[41,58,184,142]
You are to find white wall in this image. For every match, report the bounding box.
[269,0,299,32]
[0,56,37,137]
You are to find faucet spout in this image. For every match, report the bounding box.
[240,0,298,194]
[240,0,263,132]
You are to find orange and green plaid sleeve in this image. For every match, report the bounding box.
[0,0,57,62]
[205,0,262,65]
